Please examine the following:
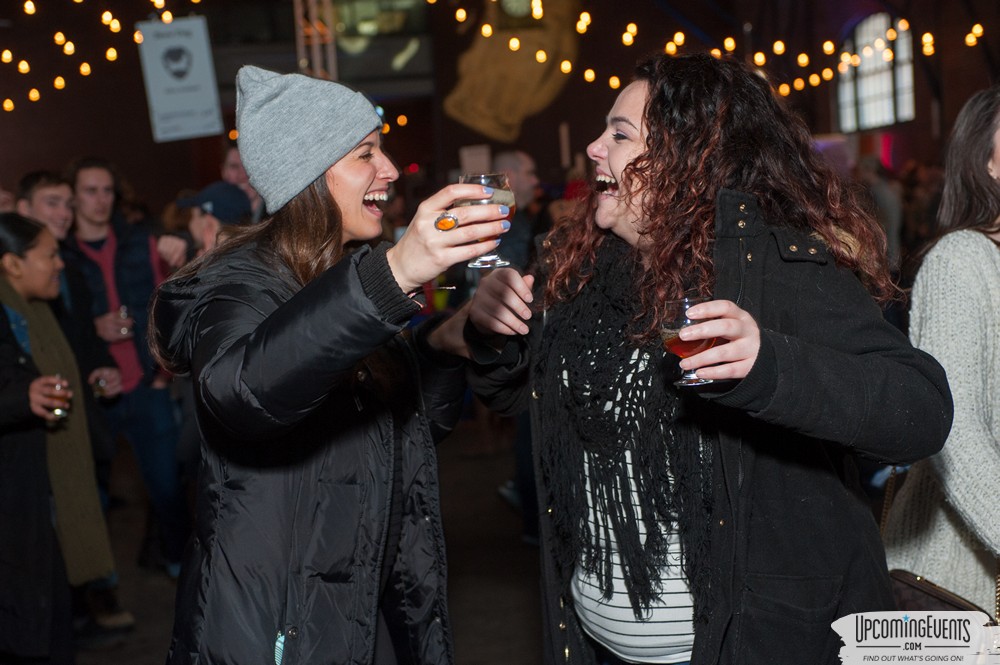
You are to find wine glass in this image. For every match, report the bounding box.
[660,296,718,387]
[51,373,71,420]
[456,173,515,269]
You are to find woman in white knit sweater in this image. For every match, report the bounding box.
[883,84,1000,617]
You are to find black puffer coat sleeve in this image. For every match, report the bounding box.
[175,244,421,442]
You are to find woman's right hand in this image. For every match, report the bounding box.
[385,183,512,293]
[468,269,535,336]
[29,375,72,420]
[94,310,134,342]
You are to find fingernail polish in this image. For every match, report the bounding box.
[495,238,502,245]
[483,186,494,195]
[499,205,510,216]
[501,220,511,230]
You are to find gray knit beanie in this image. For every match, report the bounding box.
[235,65,383,215]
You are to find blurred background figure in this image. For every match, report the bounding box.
[220,143,263,223]
[15,171,135,646]
[0,212,117,663]
[170,180,252,483]
[883,83,1000,617]
[0,185,15,213]
[61,157,190,581]
[492,150,540,272]
[856,155,904,273]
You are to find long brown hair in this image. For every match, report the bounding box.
[544,53,894,340]
[149,174,343,368]
[929,84,1000,249]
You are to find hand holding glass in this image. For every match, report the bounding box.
[456,173,515,269]
[51,373,71,419]
[660,296,719,387]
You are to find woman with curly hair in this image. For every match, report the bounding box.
[463,53,953,665]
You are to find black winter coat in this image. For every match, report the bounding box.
[0,307,59,658]
[153,242,465,665]
[467,189,953,665]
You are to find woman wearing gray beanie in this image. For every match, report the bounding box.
[149,65,511,665]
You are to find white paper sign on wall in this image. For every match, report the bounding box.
[137,16,223,143]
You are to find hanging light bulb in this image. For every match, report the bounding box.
[797,53,809,66]
[972,24,984,37]
[80,62,91,76]
[63,41,75,55]
[626,23,637,36]
[508,37,520,51]
[753,51,766,66]
[674,31,685,46]
[24,1,36,15]
[28,88,40,101]
[101,11,113,25]
[110,19,121,33]
[106,47,118,61]
[773,40,785,55]
[622,32,634,46]
[481,24,493,37]
[778,83,790,97]
[455,8,466,22]
[823,41,835,54]
[665,41,677,56]
[133,30,144,44]
[609,76,621,89]
[54,76,66,89]
[535,49,547,63]
[18,60,30,74]
[560,60,572,74]
[162,10,173,23]
[723,37,736,52]
[710,48,722,58]
[583,68,595,82]
[1,50,13,64]
[54,32,67,45]
[793,77,805,91]
[3,99,14,112]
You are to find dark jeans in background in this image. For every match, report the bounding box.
[103,384,189,564]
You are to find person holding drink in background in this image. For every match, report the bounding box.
[150,66,509,664]
[0,212,117,664]
[463,53,952,664]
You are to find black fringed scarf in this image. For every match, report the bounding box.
[535,236,714,621]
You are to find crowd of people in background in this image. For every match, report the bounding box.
[0,55,996,665]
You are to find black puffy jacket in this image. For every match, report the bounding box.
[153,241,465,665]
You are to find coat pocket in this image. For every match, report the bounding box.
[734,572,843,664]
[300,483,361,582]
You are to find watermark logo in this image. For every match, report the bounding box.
[833,611,1000,664]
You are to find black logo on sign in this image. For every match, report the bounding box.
[162,47,192,79]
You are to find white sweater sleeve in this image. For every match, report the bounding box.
[909,231,1000,555]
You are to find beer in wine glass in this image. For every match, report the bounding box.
[456,173,515,269]
[660,296,718,387]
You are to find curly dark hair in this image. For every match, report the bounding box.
[543,53,894,340]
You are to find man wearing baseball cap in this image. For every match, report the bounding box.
[176,181,251,255]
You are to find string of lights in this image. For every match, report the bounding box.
[1,0,990,120]
[434,1,987,100]
[1,0,194,113]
